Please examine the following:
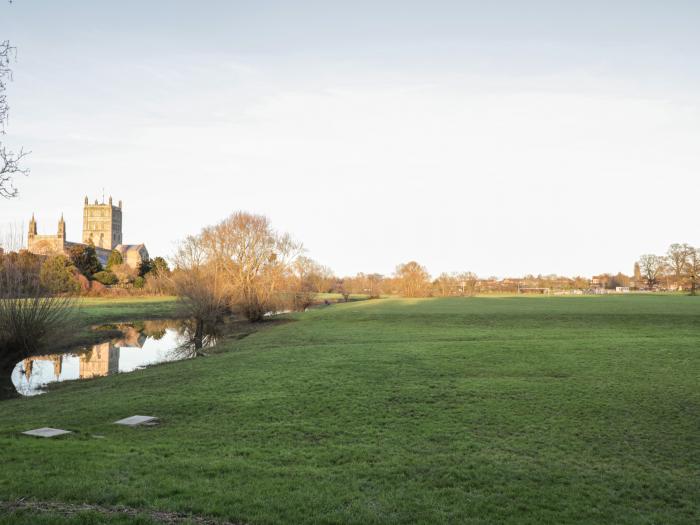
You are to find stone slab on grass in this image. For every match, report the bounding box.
[22,427,72,438]
[113,415,159,427]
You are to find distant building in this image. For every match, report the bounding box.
[114,244,149,270]
[590,276,605,289]
[27,196,148,269]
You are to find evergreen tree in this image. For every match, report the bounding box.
[69,243,102,277]
[40,255,80,294]
[138,257,153,277]
[150,256,170,277]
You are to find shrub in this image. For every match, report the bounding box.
[90,280,107,295]
[133,276,146,289]
[0,250,42,295]
[39,255,80,294]
[144,273,175,295]
[75,273,91,293]
[92,271,118,286]
[106,249,123,270]
[111,263,136,284]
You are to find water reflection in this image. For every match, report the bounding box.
[12,319,217,396]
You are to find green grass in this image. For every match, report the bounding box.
[75,296,180,329]
[1,296,699,524]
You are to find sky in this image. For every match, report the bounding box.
[1,1,699,277]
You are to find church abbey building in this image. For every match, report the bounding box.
[27,196,148,270]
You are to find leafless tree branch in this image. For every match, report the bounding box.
[0,39,28,199]
[0,40,15,132]
[0,145,29,199]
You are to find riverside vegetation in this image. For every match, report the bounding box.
[0,295,698,524]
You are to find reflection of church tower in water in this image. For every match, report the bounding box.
[79,342,120,379]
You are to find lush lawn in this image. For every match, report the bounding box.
[1,296,698,524]
[77,296,180,323]
[76,295,181,328]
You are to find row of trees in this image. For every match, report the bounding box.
[169,214,484,319]
[638,243,700,294]
[334,263,478,299]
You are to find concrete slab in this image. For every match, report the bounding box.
[22,427,72,438]
[113,415,159,426]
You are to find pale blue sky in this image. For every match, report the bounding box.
[1,1,699,277]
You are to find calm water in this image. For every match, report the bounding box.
[12,319,216,396]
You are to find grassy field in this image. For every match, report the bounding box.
[0,295,698,524]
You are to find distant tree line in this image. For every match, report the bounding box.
[637,243,700,295]
[330,244,700,299]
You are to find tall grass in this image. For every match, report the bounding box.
[0,252,77,398]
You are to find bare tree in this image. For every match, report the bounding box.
[687,247,700,296]
[0,222,24,252]
[364,273,384,298]
[433,271,479,297]
[394,261,431,298]
[335,277,353,302]
[433,273,456,297]
[202,212,301,321]
[0,40,29,199]
[308,264,335,294]
[348,272,383,298]
[666,243,693,290]
[288,256,322,311]
[171,234,230,330]
[175,212,301,322]
[456,271,479,296]
[637,254,666,290]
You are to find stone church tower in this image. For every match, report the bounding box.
[82,196,123,250]
[27,213,68,254]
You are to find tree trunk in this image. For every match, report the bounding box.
[194,319,204,350]
[0,358,19,400]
